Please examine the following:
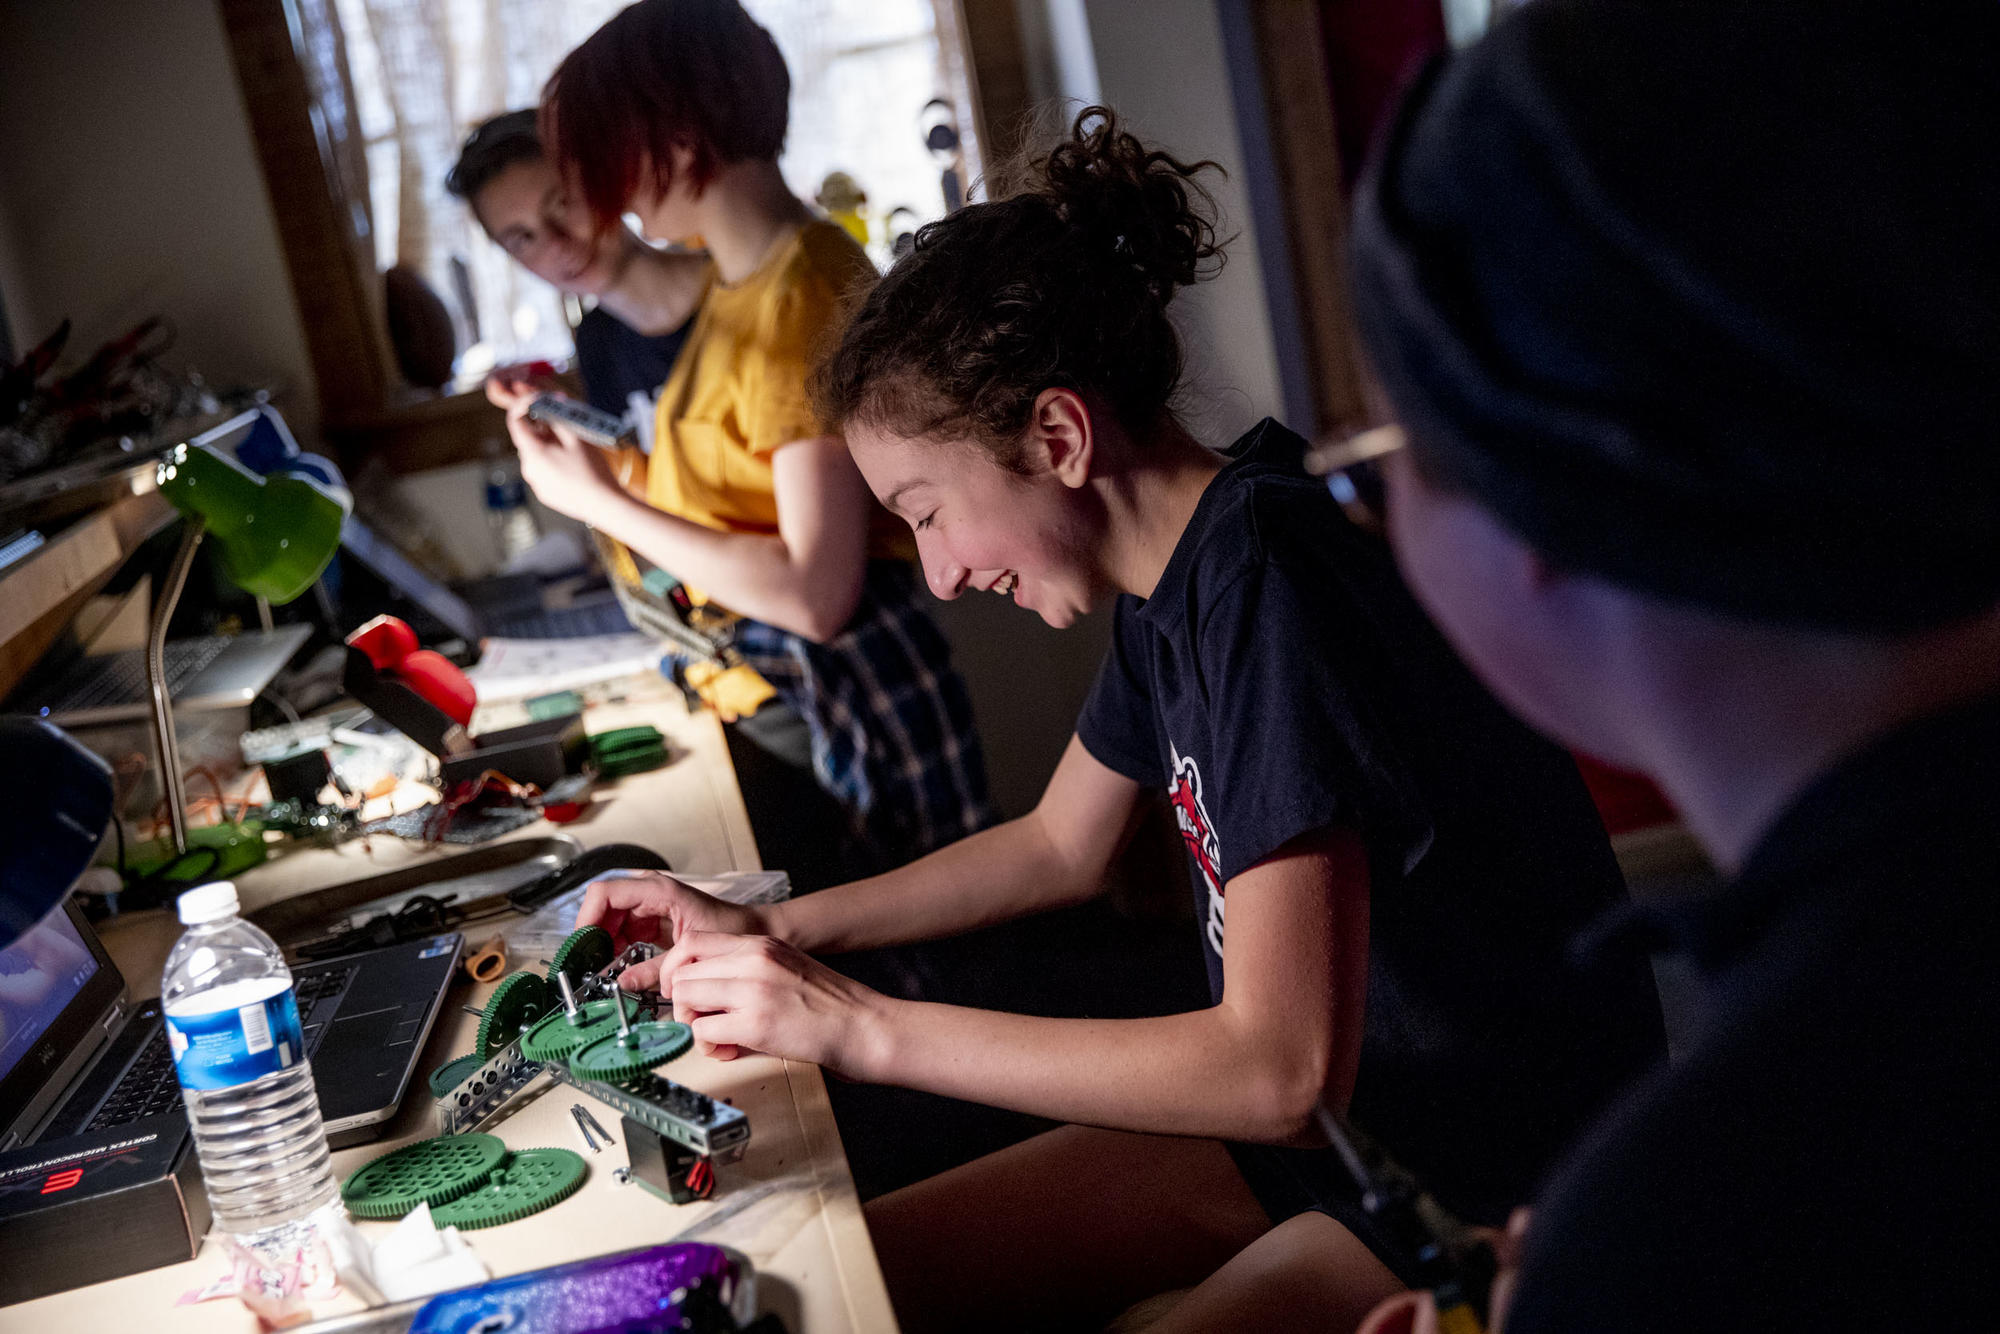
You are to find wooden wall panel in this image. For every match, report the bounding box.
[1246,0,1371,435]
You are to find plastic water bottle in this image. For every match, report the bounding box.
[485,453,541,567]
[163,882,342,1260]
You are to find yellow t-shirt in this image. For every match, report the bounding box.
[640,219,910,562]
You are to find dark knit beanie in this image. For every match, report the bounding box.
[1350,0,2000,632]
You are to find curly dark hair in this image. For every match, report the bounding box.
[813,107,1225,470]
[444,109,543,203]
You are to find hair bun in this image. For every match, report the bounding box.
[1030,107,1224,301]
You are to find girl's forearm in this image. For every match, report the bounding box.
[770,810,1108,955]
[856,998,1333,1145]
[593,488,860,640]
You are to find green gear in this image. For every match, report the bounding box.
[520,998,630,1063]
[546,925,615,994]
[569,1021,694,1082]
[427,1053,487,1099]
[429,1148,587,1230]
[339,1133,507,1220]
[476,971,552,1059]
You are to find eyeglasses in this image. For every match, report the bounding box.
[1304,425,1407,525]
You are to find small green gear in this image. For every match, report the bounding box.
[476,971,552,1059]
[547,924,616,993]
[520,998,630,1063]
[569,1020,694,1081]
[427,1053,487,1098]
[339,1133,508,1219]
[429,1148,587,1229]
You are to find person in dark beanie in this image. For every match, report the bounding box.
[1335,1,2000,1330]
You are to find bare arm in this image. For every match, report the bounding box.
[771,736,1148,953]
[588,433,869,640]
[598,737,1148,990]
[498,386,870,641]
[667,826,1373,1143]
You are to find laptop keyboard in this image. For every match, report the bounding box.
[85,963,357,1132]
[54,636,233,712]
[492,598,634,640]
[85,1026,182,1129]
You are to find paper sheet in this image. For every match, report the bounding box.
[465,633,663,700]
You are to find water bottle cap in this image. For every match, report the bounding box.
[177,881,241,925]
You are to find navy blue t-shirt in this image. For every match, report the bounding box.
[1507,694,2000,1331]
[572,305,692,424]
[1075,420,1664,1252]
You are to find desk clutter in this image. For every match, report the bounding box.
[90,607,680,915]
[422,927,750,1208]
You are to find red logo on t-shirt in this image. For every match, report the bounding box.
[1168,743,1226,956]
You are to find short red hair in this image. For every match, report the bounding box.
[540,0,790,228]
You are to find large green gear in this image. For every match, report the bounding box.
[569,1021,694,1082]
[339,1133,508,1220]
[546,924,615,994]
[476,971,552,1059]
[519,998,629,1063]
[427,1052,487,1099]
[429,1148,587,1230]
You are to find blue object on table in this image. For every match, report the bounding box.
[0,718,112,947]
[408,1242,755,1333]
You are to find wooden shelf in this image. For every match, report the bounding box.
[0,487,176,699]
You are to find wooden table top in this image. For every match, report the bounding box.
[0,687,898,1333]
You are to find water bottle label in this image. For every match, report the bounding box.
[165,989,307,1091]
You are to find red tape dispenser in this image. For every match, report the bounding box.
[343,615,478,757]
[342,615,588,790]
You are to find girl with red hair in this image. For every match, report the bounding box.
[490,0,992,887]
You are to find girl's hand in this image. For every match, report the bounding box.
[484,364,558,411]
[502,393,622,521]
[575,871,771,990]
[662,931,890,1077]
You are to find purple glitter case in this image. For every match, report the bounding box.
[408,1243,752,1333]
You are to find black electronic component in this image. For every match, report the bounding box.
[262,746,332,806]
[622,1114,712,1205]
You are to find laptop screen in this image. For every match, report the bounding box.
[0,902,101,1086]
[339,517,485,643]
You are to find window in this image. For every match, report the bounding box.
[319,0,979,388]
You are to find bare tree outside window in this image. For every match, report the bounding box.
[312,0,977,390]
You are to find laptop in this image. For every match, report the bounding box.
[339,516,635,643]
[17,623,314,727]
[0,898,462,1154]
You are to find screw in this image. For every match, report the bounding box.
[612,1167,631,1185]
[614,990,637,1046]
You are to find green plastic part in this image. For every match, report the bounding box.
[339,1133,507,1219]
[427,1053,487,1099]
[519,998,629,1064]
[587,725,668,777]
[547,925,616,994]
[569,1021,694,1082]
[429,1148,587,1230]
[476,971,552,1059]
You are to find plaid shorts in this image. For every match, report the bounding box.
[726,561,996,866]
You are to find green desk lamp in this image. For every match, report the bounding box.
[146,434,348,854]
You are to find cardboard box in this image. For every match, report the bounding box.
[0,1113,208,1302]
